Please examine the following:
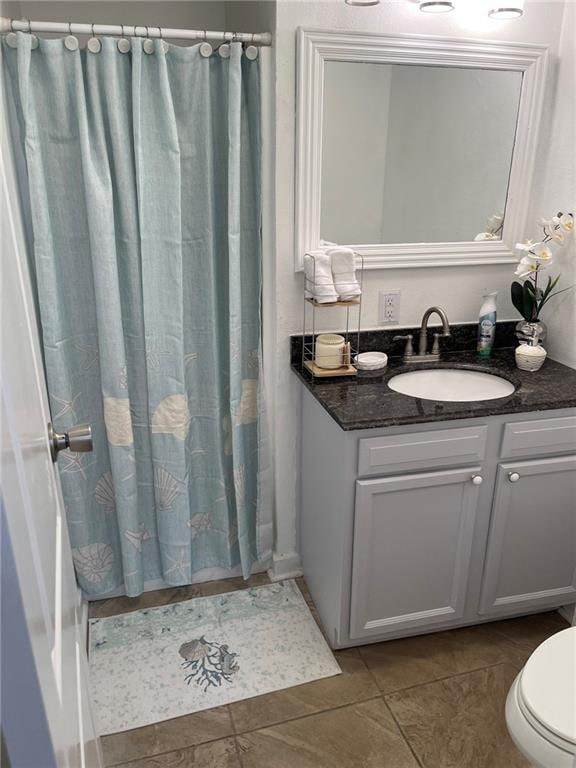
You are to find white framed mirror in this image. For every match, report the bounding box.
[295,30,548,270]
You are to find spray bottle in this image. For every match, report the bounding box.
[477,292,498,359]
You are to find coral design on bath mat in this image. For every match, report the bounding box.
[179,637,239,692]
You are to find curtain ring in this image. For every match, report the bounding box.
[6,18,18,47]
[118,23,130,53]
[88,22,101,53]
[65,20,78,50]
[26,19,39,49]
[143,25,154,54]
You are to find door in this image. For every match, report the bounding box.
[350,467,482,640]
[479,456,576,616]
[0,84,102,767]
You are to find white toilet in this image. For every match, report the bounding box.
[506,626,576,767]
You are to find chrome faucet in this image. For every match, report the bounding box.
[394,306,451,363]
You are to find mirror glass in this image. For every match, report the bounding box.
[320,61,523,245]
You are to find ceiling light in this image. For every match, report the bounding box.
[345,0,380,5]
[488,1,524,19]
[419,1,455,13]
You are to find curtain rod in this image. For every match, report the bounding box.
[0,18,273,46]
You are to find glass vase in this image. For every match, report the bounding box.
[515,319,548,345]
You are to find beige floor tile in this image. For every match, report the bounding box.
[89,574,271,619]
[359,624,519,694]
[101,707,234,767]
[236,698,419,768]
[229,648,377,733]
[114,737,240,768]
[386,663,529,768]
[89,588,182,619]
[485,611,569,665]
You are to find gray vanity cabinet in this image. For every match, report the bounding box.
[479,455,576,616]
[350,468,481,639]
[300,386,576,649]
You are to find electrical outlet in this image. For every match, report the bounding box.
[379,290,400,324]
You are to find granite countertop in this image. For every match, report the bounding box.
[290,325,576,431]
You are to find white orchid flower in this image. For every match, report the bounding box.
[549,227,566,244]
[475,232,498,241]
[530,242,554,262]
[559,212,574,233]
[514,242,555,278]
[515,240,536,253]
[515,256,540,278]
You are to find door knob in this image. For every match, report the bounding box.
[471,475,483,485]
[508,471,520,483]
[48,423,93,462]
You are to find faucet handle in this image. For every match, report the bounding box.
[432,331,451,355]
[393,334,414,357]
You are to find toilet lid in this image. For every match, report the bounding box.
[519,627,576,747]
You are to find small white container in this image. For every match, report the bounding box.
[314,333,345,369]
[353,352,388,371]
[515,343,547,372]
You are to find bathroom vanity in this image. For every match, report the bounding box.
[293,336,576,649]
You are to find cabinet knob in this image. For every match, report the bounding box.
[471,475,483,485]
[508,472,520,483]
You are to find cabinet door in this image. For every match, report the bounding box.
[350,467,482,640]
[479,456,576,615]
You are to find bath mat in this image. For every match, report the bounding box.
[89,579,341,734]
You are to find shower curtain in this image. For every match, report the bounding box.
[3,33,272,597]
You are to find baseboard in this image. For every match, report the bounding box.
[558,604,576,625]
[267,551,303,582]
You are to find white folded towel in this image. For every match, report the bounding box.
[304,251,339,304]
[328,247,361,300]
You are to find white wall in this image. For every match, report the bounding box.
[2,1,228,40]
[269,0,567,575]
[529,1,575,368]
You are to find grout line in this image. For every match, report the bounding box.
[381,696,425,768]
[104,731,234,768]
[229,694,384,738]
[382,660,513,701]
[227,704,238,735]
[233,735,246,768]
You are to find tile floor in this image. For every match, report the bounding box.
[89,575,569,768]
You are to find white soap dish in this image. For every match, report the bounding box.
[354,352,388,371]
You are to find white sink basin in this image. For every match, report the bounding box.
[388,368,515,402]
